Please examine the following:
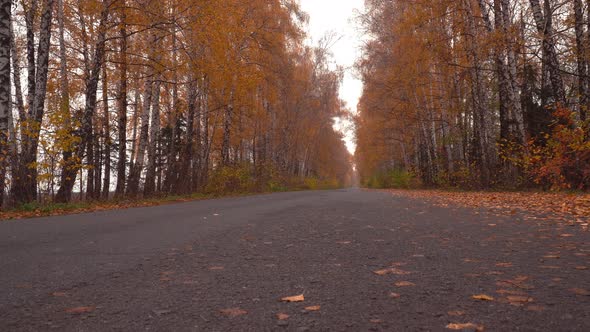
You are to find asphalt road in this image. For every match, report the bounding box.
[1,189,589,331]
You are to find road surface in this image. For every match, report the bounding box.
[1,189,589,331]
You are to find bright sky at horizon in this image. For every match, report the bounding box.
[298,0,364,155]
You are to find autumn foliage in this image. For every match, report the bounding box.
[355,0,590,191]
[0,0,352,208]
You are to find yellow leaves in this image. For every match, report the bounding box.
[281,294,304,302]
[446,323,484,331]
[219,308,247,318]
[472,294,494,301]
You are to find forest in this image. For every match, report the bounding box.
[0,0,353,208]
[355,0,590,191]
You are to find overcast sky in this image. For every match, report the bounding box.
[298,0,364,154]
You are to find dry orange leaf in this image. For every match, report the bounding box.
[281,294,304,302]
[495,262,513,267]
[570,288,590,296]
[448,310,466,317]
[575,266,588,270]
[66,306,95,314]
[389,292,401,299]
[472,294,494,301]
[277,313,290,320]
[507,295,533,305]
[395,281,415,287]
[305,305,321,311]
[373,268,411,276]
[220,308,247,318]
[446,323,484,331]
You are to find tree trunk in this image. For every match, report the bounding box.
[0,0,10,207]
[144,77,161,197]
[574,0,588,121]
[174,80,196,194]
[464,0,492,187]
[126,74,152,197]
[529,0,566,105]
[12,0,55,204]
[114,4,127,198]
[55,0,108,203]
[55,0,77,202]
[102,60,111,199]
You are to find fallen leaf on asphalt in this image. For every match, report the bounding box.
[463,258,480,263]
[560,234,574,237]
[209,266,224,271]
[305,305,321,311]
[495,262,513,267]
[281,294,304,302]
[370,319,383,324]
[575,266,588,270]
[507,295,533,305]
[446,323,484,331]
[472,294,494,301]
[447,310,466,317]
[220,308,247,317]
[373,268,411,276]
[389,292,401,299]
[277,313,289,320]
[395,281,415,287]
[66,306,95,314]
[570,288,590,296]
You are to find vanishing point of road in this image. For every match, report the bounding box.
[1,189,589,331]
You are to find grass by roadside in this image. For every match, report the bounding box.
[0,191,282,221]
